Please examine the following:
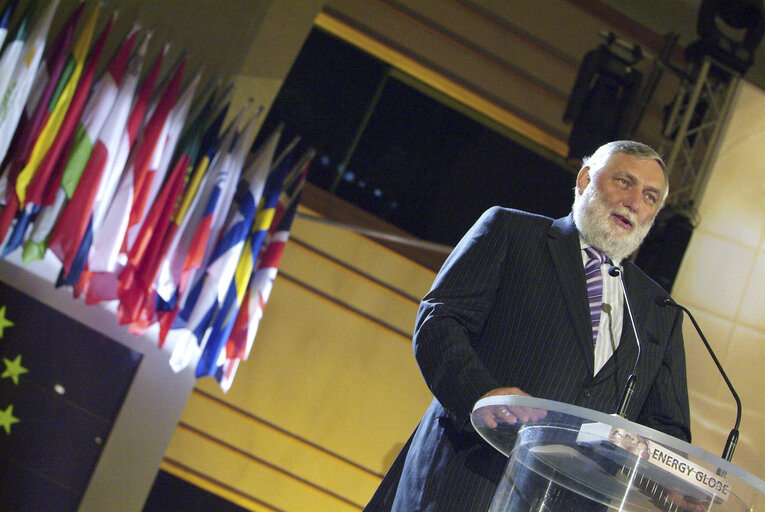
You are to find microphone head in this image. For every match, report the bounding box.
[608,265,621,277]
[655,296,673,307]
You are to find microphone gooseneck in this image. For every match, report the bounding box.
[609,265,642,419]
[656,296,742,462]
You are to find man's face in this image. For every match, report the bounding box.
[573,152,666,260]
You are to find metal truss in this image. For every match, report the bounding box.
[659,57,741,218]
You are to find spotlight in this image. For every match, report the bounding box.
[686,0,765,75]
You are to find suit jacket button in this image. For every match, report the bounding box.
[583,389,592,398]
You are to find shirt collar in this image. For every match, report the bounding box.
[578,235,623,266]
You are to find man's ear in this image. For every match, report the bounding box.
[576,166,591,195]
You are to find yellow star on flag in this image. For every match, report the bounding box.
[0,305,13,338]
[2,355,28,385]
[0,404,20,435]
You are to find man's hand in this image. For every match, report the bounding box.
[474,387,547,429]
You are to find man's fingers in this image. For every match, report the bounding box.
[475,403,548,429]
[498,406,519,424]
[508,405,547,423]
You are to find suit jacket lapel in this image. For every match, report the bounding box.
[547,214,594,373]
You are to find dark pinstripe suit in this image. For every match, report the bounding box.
[365,207,690,511]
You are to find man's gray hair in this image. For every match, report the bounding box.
[581,140,669,203]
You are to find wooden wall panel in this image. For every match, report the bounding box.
[279,240,420,337]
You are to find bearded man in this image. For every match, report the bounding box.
[364,140,691,511]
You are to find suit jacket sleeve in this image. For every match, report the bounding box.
[413,207,514,429]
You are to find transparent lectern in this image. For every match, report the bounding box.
[471,395,765,511]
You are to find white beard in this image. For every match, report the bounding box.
[573,185,654,262]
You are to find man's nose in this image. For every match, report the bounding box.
[622,189,641,211]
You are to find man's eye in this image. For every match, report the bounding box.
[646,193,656,203]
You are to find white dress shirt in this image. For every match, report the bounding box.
[580,238,624,374]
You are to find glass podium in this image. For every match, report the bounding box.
[471,395,765,511]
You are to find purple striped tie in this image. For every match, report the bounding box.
[584,247,605,346]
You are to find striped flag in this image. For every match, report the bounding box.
[155,100,233,342]
[119,86,216,336]
[5,1,82,183]
[16,3,100,201]
[62,29,148,293]
[217,152,313,391]
[196,143,308,380]
[116,153,189,328]
[66,42,167,296]
[99,56,185,271]
[193,128,293,377]
[124,66,199,253]
[0,2,36,167]
[163,105,246,319]
[0,0,60,167]
[0,1,82,250]
[51,9,149,274]
[0,0,58,250]
[1,4,103,256]
[113,70,204,329]
[50,55,185,276]
[167,113,267,372]
[231,149,311,361]
[218,195,304,392]
[88,30,151,235]
[46,24,150,291]
[152,92,225,343]
[21,24,140,265]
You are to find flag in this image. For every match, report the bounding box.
[50,52,184,276]
[21,22,138,265]
[47,24,148,291]
[116,152,188,328]
[61,38,182,296]
[196,144,310,380]
[0,0,18,50]
[1,3,102,256]
[162,105,245,318]
[17,2,99,201]
[52,41,167,285]
[0,2,35,162]
[0,0,60,167]
[143,89,220,338]
[88,29,148,234]
[5,1,82,184]
[113,69,203,329]
[218,195,304,392]
[124,66,199,253]
[193,128,290,377]
[122,54,187,231]
[228,146,311,359]
[0,1,37,246]
[155,98,231,342]
[0,1,81,250]
[167,112,267,372]
[65,32,156,297]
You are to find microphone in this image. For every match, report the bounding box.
[609,265,642,419]
[656,296,741,462]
